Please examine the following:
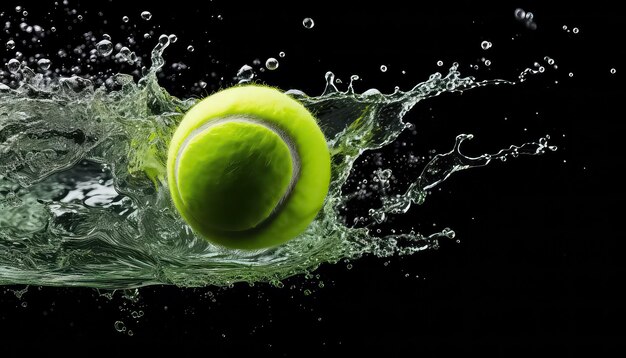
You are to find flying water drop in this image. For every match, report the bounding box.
[303,17,314,29]
[265,57,279,70]
[96,39,113,56]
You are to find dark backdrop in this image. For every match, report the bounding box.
[1,0,625,355]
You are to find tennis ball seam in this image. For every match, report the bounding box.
[174,115,302,227]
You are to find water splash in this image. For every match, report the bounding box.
[0,33,554,289]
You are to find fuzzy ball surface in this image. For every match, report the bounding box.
[167,85,331,250]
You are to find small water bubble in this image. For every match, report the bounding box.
[141,11,152,21]
[569,72,574,77]
[37,58,51,71]
[5,39,15,50]
[562,25,568,31]
[572,27,579,34]
[525,12,534,21]
[217,14,223,21]
[168,34,178,43]
[484,59,491,66]
[15,6,22,13]
[610,68,616,74]
[279,51,286,58]
[50,26,56,32]
[265,57,279,70]
[538,66,545,73]
[380,65,388,72]
[103,34,111,41]
[158,34,170,45]
[547,58,555,65]
[6,58,20,73]
[114,321,126,332]
[77,14,83,21]
[237,64,255,83]
[122,16,129,23]
[302,17,314,29]
[436,60,443,67]
[96,39,113,56]
[481,41,492,50]
[514,8,526,21]
[144,33,150,39]
[22,11,28,17]
[187,45,194,52]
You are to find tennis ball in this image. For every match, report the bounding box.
[167,85,331,250]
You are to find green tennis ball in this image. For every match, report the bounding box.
[167,85,331,250]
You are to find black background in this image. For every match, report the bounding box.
[1,0,625,355]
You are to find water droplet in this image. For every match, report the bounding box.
[572,27,579,34]
[484,59,491,66]
[168,34,178,43]
[436,60,443,67]
[158,34,170,45]
[236,64,255,83]
[279,51,286,58]
[6,58,20,73]
[302,17,314,29]
[22,11,28,17]
[380,65,387,72]
[96,39,113,56]
[187,45,194,52]
[568,72,574,77]
[114,321,126,332]
[5,39,15,50]
[265,57,279,70]
[514,8,526,21]
[37,58,51,71]
[122,16,129,23]
[141,11,152,21]
[481,41,492,50]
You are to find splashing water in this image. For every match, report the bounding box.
[0,29,554,288]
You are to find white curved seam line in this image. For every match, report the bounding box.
[175,115,301,218]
